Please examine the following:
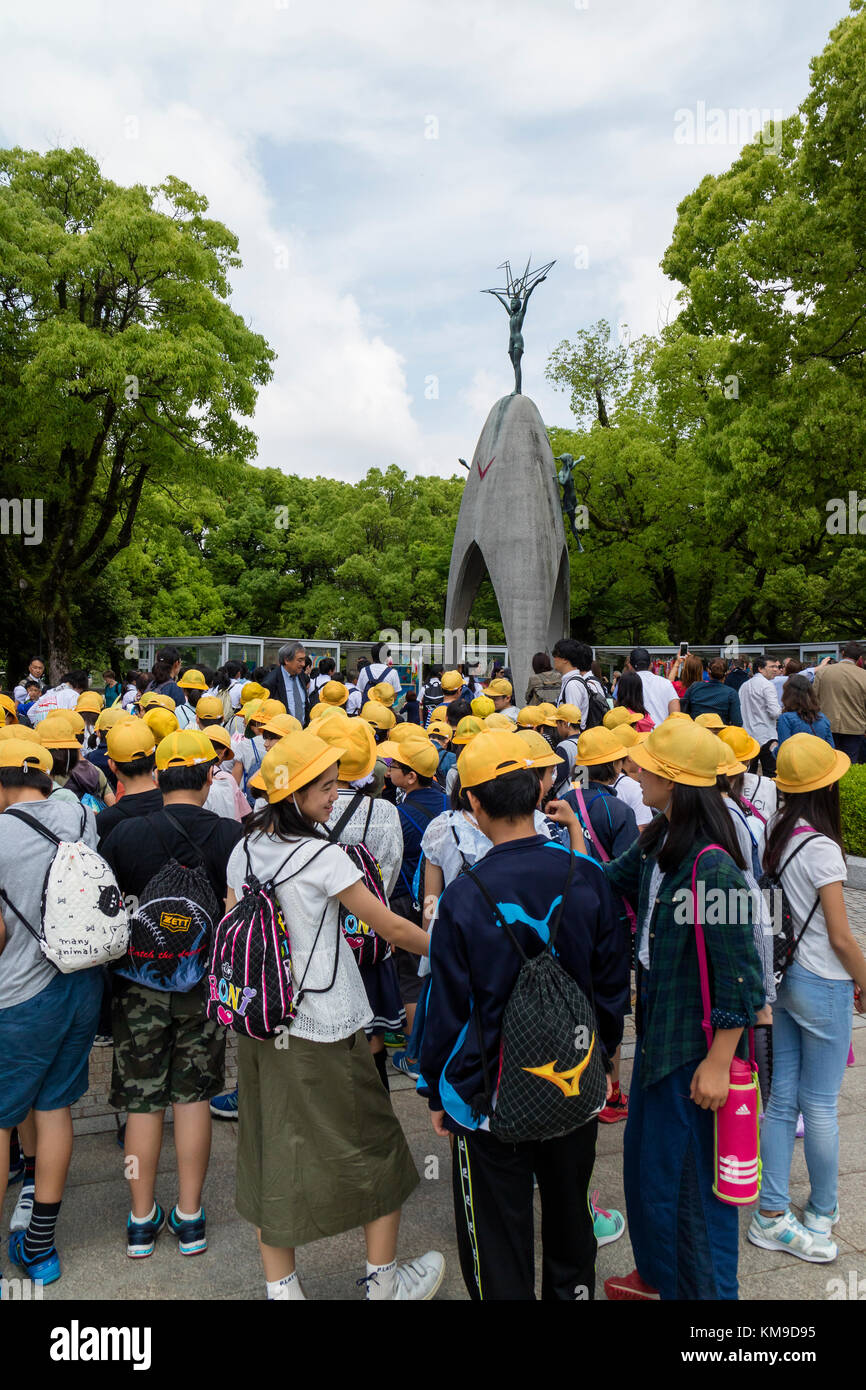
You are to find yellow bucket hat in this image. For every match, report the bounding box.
[204,725,234,753]
[695,712,726,731]
[774,732,850,794]
[247,698,287,725]
[178,668,209,691]
[458,731,558,789]
[603,707,641,731]
[360,701,396,731]
[715,742,747,777]
[249,731,346,801]
[471,695,495,720]
[0,694,19,723]
[484,712,517,732]
[54,709,85,737]
[75,691,105,715]
[95,706,137,733]
[717,726,760,763]
[515,729,558,761]
[241,682,268,705]
[316,714,377,782]
[262,712,303,738]
[628,720,723,788]
[576,726,629,766]
[616,725,649,750]
[0,723,40,743]
[370,682,396,707]
[320,680,349,707]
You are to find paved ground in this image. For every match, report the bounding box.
[4,893,866,1302]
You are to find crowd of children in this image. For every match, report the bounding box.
[1,641,864,1301]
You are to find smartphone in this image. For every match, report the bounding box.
[679,641,689,657]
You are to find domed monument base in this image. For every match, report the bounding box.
[445,393,570,706]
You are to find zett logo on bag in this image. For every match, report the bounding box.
[159,911,193,933]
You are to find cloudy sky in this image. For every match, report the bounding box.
[1,0,849,481]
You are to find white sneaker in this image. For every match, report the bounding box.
[803,1203,840,1236]
[747,1209,837,1263]
[10,1185,34,1233]
[368,1252,445,1300]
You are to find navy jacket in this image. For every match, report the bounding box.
[419,836,629,1134]
[681,678,742,724]
[563,782,638,863]
[394,787,448,900]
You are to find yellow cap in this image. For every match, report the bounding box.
[663,710,693,722]
[0,738,52,773]
[178,668,208,690]
[458,731,558,789]
[249,731,345,801]
[515,729,559,761]
[0,694,18,722]
[262,712,303,738]
[316,714,377,781]
[242,698,265,724]
[155,729,217,769]
[441,670,463,693]
[628,720,724,788]
[143,707,180,740]
[241,682,268,704]
[487,678,513,698]
[106,721,157,763]
[196,696,225,722]
[430,704,449,723]
[247,698,287,725]
[37,714,81,749]
[555,704,582,727]
[377,736,440,778]
[96,706,135,732]
[775,732,850,794]
[203,724,233,753]
[0,723,40,743]
[370,682,396,707]
[427,721,453,740]
[484,712,517,732]
[516,707,543,728]
[603,707,642,730]
[320,680,349,707]
[695,712,725,730]
[76,691,105,715]
[576,726,629,766]
[361,701,396,732]
[309,703,344,724]
[140,692,176,712]
[717,725,760,763]
[471,695,495,720]
[452,716,485,745]
[54,709,85,736]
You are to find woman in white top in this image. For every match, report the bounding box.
[227,730,443,1302]
[748,734,866,1265]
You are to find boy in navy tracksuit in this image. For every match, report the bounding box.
[564,727,640,1124]
[419,733,629,1301]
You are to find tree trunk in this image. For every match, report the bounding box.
[44,609,74,685]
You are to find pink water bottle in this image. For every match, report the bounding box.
[713,1057,761,1205]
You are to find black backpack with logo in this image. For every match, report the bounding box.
[114,812,220,993]
[466,852,607,1141]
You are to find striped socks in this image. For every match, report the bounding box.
[23,1199,61,1262]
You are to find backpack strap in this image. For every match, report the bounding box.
[4,806,63,846]
[0,884,47,950]
[159,810,207,867]
[690,843,755,1064]
[775,830,822,973]
[327,791,364,843]
[738,795,767,825]
[574,787,608,862]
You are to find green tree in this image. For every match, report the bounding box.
[0,146,274,677]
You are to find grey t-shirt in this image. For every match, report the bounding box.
[0,796,98,1008]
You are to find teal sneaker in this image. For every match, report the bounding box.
[803,1202,840,1236]
[127,1203,166,1259]
[747,1209,837,1263]
[8,1229,61,1285]
[591,1191,625,1248]
[168,1205,207,1256]
[390,1050,420,1080]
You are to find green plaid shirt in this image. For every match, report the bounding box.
[604,837,765,1089]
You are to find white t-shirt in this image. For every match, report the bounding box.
[27,683,79,725]
[357,663,402,699]
[757,817,850,981]
[637,670,679,727]
[741,773,777,821]
[612,771,653,827]
[205,771,243,822]
[226,833,371,1041]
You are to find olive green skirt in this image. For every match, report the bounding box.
[235,1029,419,1248]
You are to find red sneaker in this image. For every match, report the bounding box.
[604,1269,660,1301]
[599,1089,629,1124]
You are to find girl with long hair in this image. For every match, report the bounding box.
[615,669,653,732]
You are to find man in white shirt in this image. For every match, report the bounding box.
[356,641,403,700]
[12,655,46,704]
[628,647,680,726]
[27,669,89,724]
[739,655,783,773]
[552,639,607,728]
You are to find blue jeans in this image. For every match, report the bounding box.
[760,959,854,1215]
[624,1047,740,1299]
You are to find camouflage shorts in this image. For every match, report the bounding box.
[110,978,226,1112]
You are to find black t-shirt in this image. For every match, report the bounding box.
[96,788,164,846]
[101,803,242,903]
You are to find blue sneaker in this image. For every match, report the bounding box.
[8,1229,61,1285]
[390,1050,420,1080]
[168,1206,207,1256]
[209,1088,238,1120]
[126,1203,166,1259]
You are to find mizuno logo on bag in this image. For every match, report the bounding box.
[522,1035,596,1097]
